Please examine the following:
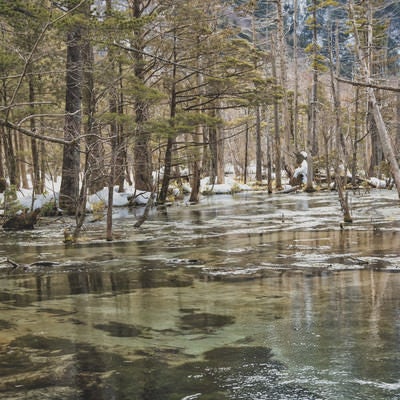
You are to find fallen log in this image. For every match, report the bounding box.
[2,208,41,230]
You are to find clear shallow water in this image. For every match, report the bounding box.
[0,190,400,399]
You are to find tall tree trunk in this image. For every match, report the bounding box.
[188,34,206,204]
[0,133,5,192]
[265,108,273,194]
[17,134,28,189]
[244,121,249,184]
[132,0,152,192]
[349,0,400,197]
[40,139,45,193]
[305,0,318,193]
[216,120,224,185]
[82,28,104,196]
[29,77,41,194]
[396,80,400,155]
[1,79,17,187]
[208,124,217,185]
[367,106,383,177]
[3,126,18,187]
[116,61,127,192]
[276,0,291,161]
[159,33,177,204]
[255,106,262,182]
[59,27,82,214]
[310,0,318,157]
[351,87,360,187]
[251,13,262,183]
[208,108,224,185]
[271,38,282,190]
[106,145,115,241]
[189,125,202,203]
[329,25,351,221]
[293,0,299,151]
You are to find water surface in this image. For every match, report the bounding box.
[0,190,400,399]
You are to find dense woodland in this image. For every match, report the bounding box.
[0,0,400,238]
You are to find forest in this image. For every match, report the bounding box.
[0,0,399,239]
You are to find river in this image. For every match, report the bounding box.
[0,189,399,399]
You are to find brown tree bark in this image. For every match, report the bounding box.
[59,27,82,214]
[29,76,42,194]
[349,1,400,198]
[82,28,104,196]
[131,0,153,192]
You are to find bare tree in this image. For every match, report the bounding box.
[349,0,400,197]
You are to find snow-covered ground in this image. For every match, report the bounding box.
[0,167,395,216]
[0,175,258,214]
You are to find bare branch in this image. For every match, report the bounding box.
[335,75,400,93]
[0,102,57,113]
[0,118,73,145]
[5,0,87,120]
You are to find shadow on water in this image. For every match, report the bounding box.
[1,335,321,400]
[1,191,400,399]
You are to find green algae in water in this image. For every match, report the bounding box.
[179,312,235,332]
[10,334,77,355]
[93,321,144,337]
[0,349,38,377]
[0,319,14,329]
[1,333,320,400]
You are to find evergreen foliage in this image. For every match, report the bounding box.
[0,0,398,220]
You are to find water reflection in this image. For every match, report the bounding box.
[1,267,400,399]
[0,191,400,399]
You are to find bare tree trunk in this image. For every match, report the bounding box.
[72,156,88,242]
[329,18,352,226]
[304,90,315,192]
[305,1,318,193]
[208,124,216,185]
[351,87,360,187]
[189,150,201,203]
[29,77,42,194]
[310,0,318,157]
[16,134,28,189]
[271,38,282,190]
[396,80,400,154]
[255,106,262,182]
[349,0,400,197]
[82,24,105,196]
[293,0,299,151]
[159,33,177,204]
[40,123,45,193]
[59,26,82,214]
[276,0,291,160]
[116,61,127,192]
[216,124,225,185]
[265,108,273,194]
[0,133,5,192]
[3,126,18,187]
[131,0,153,192]
[336,175,353,223]
[106,152,115,241]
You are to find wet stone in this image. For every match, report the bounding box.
[204,345,274,365]
[93,321,144,337]
[10,335,77,355]
[0,319,14,330]
[0,348,38,377]
[37,308,78,316]
[179,312,235,332]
